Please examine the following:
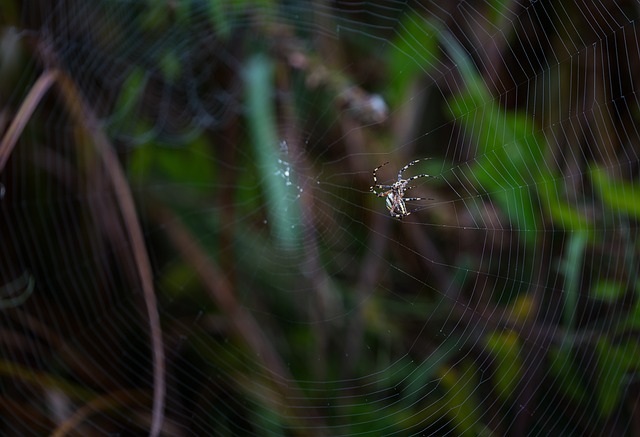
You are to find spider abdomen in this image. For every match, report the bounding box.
[370,158,433,218]
[386,193,408,216]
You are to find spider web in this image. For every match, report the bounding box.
[1,0,640,435]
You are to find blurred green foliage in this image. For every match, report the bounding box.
[2,0,640,435]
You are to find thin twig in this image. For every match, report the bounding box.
[0,70,58,172]
[53,70,165,437]
[1,66,167,436]
[50,389,150,437]
[153,204,323,434]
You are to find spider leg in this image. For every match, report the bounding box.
[405,173,433,183]
[371,162,391,195]
[372,161,390,185]
[370,185,393,196]
[373,161,390,172]
[375,190,393,198]
[398,157,431,179]
[403,197,429,202]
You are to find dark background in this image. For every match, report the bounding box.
[1,1,640,435]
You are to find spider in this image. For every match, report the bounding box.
[370,158,433,219]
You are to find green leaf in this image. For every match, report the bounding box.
[159,50,181,83]
[591,280,625,302]
[403,337,462,405]
[128,134,215,194]
[158,261,198,299]
[620,301,640,331]
[548,346,589,404]
[594,338,640,417]
[437,362,487,437]
[386,13,439,106]
[245,54,301,248]
[208,0,231,38]
[485,330,522,402]
[486,0,512,28]
[109,67,148,137]
[444,32,543,245]
[591,167,640,219]
[140,1,171,31]
[537,174,593,233]
[557,230,588,330]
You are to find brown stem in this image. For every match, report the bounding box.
[50,389,152,437]
[0,67,166,436]
[54,70,165,437]
[0,70,58,172]
[153,204,324,434]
